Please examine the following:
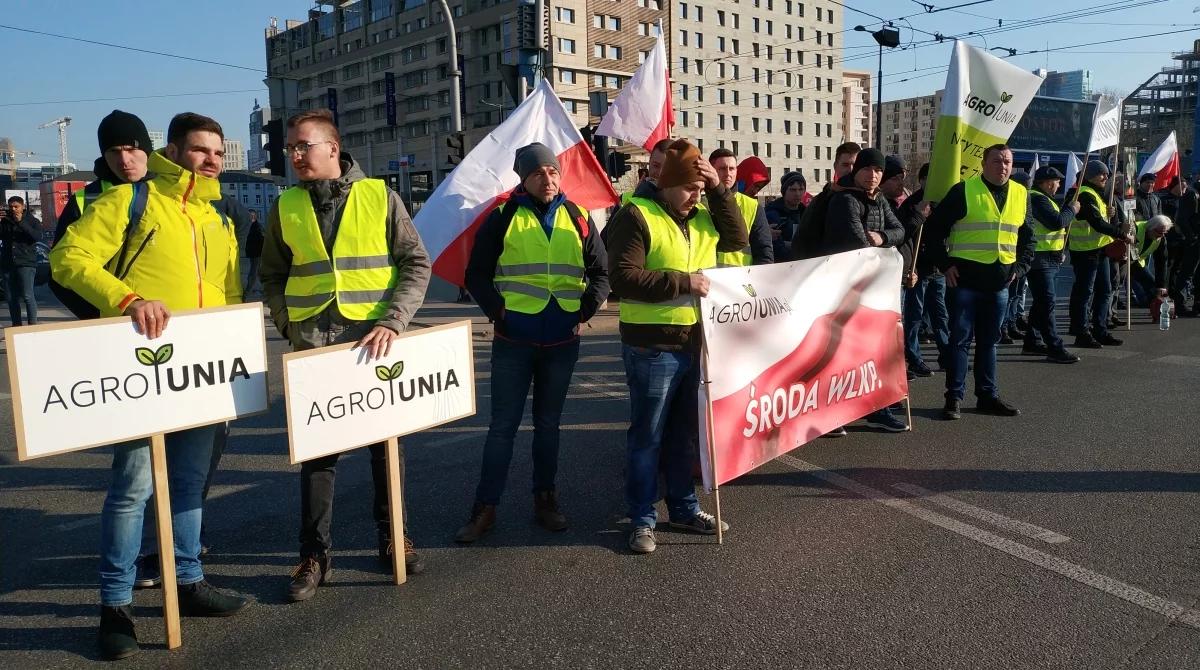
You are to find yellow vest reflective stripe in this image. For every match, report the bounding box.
[716,192,757,267]
[494,202,586,314]
[1031,191,1066,253]
[619,196,719,326]
[1135,220,1160,267]
[948,176,1025,265]
[74,180,114,213]
[1069,185,1114,251]
[279,179,398,322]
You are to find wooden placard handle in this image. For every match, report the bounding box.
[150,433,182,649]
[385,436,407,585]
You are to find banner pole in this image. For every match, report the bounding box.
[150,433,182,650]
[1127,255,1133,331]
[700,345,723,546]
[384,435,407,585]
[909,223,924,277]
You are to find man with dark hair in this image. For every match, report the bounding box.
[52,111,247,660]
[619,138,672,206]
[709,148,772,265]
[455,143,609,543]
[898,162,950,375]
[1023,166,1081,363]
[1,195,42,325]
[260,109,431,602]
[793,141,860,259]
[765,171,806,261]
[1068,160,1129,347]
[924,144,1035,421]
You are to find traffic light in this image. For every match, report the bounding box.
[580,125,611,178]
[607,151,630,179]
[264,118,286,177]
[446,132,466,165]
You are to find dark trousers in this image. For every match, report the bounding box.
[1170,242,1200,308]
[946,285,1008,401]
[1069,250,1112,338]
[5,265,37,325]
[903,273,950,369]
[473,337,580,505]
[299,442,394,557]
[1024,258,1065,352]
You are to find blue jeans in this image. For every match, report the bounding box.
[474,337,580,505]
[1024,259,1065,352]
[99,425,216,606]
[945,286,1008,401]
[903,273,949,369]
[622,345,701,529]
[1069,250,1112,338]
[6,265,37,325]
[1004,276,1028,329]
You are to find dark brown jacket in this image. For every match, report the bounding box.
[607,184,747,350]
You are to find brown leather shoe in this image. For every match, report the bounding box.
[454,503,496,543]
[378,529,426,575]
[533,491,568,532]
[286,555,330,602]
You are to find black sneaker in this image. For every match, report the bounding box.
[1006,325,1026,340]
[1096,333,1124,346]
[133,554,161,589]
[668,510,729,535]
[908,361,933,377]
[998,332,1014,345]
[1046,349,1080,364]
[1021,343,1048,355]
[287,555,330,603]
[97,605,138,661]
[977,396,1020,416]
[178,580,249,617]
[378,529,426,575]
[1073,334,1103,349]
[943,398,962,421]
[533,490,569,532]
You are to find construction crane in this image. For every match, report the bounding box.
[38,116,72,172]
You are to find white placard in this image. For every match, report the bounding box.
[282,320,476,464]
[6,304,270,460]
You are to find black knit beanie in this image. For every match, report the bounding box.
[853,148,886,176]
[97,109,153,155]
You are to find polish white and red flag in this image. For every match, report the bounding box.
[697,249,907,489]
[413,78,618,286]
[1139,131,1180,192]
[596,30,674,151]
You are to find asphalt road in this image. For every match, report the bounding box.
[2,290,1200,669]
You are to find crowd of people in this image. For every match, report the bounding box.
[35,106,1194,661]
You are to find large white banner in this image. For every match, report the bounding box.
[1087,96,1123,152]
[282,321,476,463]
[699,250,907,488]
[6,304,270,460]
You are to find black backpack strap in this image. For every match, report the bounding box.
[111,181,150,278]
[562,200,590,240]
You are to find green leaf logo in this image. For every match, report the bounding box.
[155,343,173,364]
[135,347,156,366]
[375,365,391,382]
[1000,92,1013,103]
[390,361,404,379]
[743,284,757,297]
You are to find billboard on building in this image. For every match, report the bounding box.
[1009,96,1098,153]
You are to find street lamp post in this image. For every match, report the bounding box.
[855,25,900,149]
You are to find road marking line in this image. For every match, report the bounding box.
[1078,348,1139,360]
[1150,355,1200,367]
[892,483,1070,544]
[574,375,629,401]
[777,455,1200,630]
[50,484,257,534]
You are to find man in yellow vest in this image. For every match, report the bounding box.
[1132,215,1172,305]
[259,109,431,602]
[606,139,748,554]
[454,143,610,543]
[1068,160,1130,348]
[52,112,248,660]
[708,148,772,266]
[925,144,1036,421]
[1023,165,1081,364]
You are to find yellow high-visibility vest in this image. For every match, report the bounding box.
[1134,220,1161,268]
[1030,190,1066,253]
[948,176,1025,265]
[279,179,398,322]
[716,192,757,267]
[619,196,718,326]
[1069,185,1114,251]
[494,202,586,314]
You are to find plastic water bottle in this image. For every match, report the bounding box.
[1160,300,1171,331]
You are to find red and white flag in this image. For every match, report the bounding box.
[596,30,674,151]
[1139,131,1179,192]
[413,79,618,286]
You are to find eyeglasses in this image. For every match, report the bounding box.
[283,141,333,157]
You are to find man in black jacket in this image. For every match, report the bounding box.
[1169,177,1200,314]
[1023,166,1080,363]
[1068,160,1129,347]
[793,142,859,259]
[897,163,950,375]
[821,148,914,432]
[456,143,610,544]
[924,144,1035,420]
[1,195,42,325]
[765,171,806,261]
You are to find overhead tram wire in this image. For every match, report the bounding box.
[0,89,267,108]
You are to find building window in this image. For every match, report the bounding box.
[556,6,575,23]
[557,37,575,54]
[680,56,688,73]
[560,69,576,84]
[638,0,661,9]
[678,30,687,47]
[638,22,652,36]
[679,2,687,19]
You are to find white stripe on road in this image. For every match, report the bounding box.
[892,482,1070,544]
[1077,348,1139,360]
[1150,355,1200,367]
[50,483,258,534]
[778,455,1200,630]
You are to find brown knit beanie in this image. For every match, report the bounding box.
[656,139,704,190]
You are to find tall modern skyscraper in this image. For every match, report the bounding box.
[1034,69,1092,101]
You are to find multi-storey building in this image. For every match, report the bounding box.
[248,101,272,172]
[672,0,844,194]
[223,139,247,171]
[264,0,667,201]
[880,89,943,175]
[148,130,166,150]
[1124,40,1199,173]
[841,69,870,147]
[219,171,282,221]
[1034,68,1092,102]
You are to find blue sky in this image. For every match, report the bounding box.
[2,0,1197,166]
